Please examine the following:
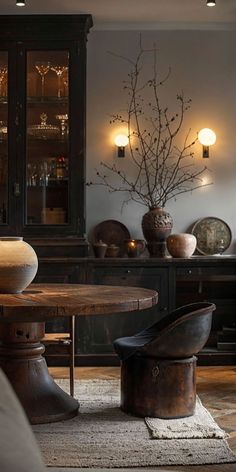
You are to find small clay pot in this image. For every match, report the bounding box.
[167,233,197,258]
[93,240,107,258]
[106,244,120,258]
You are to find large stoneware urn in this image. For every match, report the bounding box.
[0,237,38,293]
[167,233,197,258]
[142,207,173,257]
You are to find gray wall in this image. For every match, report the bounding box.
[86,30,236,252]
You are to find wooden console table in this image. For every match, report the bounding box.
[0,283,157,424]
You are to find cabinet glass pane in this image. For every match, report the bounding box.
[0,52,8,225]
[26,51,69,225]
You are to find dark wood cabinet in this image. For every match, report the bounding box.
[78,261,170,358]
[36,256,236,366]
[174,260,236,364]
[0,15,93,255]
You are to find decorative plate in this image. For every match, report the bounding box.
[191,217,232,255]
[93,220,131,256]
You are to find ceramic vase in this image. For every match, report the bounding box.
[167,233,197,258]
[0,237,38,293]
[141,207,173,257]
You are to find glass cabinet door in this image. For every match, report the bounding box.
[0,52,8,225]
[26,50,69,226]
[0,14,92,240]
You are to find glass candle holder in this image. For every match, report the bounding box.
[127,240,138,257]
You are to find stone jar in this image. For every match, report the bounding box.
[0,237,38,293]
[167,233,197,258]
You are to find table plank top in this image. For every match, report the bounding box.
[0,284,158,322]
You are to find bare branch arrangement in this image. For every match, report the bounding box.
[88,39,211,210]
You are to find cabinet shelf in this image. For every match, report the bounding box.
[27,137,68,145]
[27,180,68,189]
[27,96,68,105]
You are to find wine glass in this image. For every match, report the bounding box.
[35,61,51,97]
[51,65,68,98]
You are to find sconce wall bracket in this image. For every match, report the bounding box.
[117,146,125,158]
[202,145,209,158]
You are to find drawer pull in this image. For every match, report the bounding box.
[126,270,131,274]
[188,270,192,275]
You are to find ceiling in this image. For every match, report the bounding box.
[1,0,236,29]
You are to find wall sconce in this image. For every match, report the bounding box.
[16,0,25,5]
[207,1,216,6]
[198,128,216,158]
[114,134,129,158]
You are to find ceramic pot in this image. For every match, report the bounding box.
[142,207,173,257]
[93,240,108,258]
[106,244,120,258]
[167,233,197,258]
[0,237,38,293]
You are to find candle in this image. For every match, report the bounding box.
[127,240,138,257]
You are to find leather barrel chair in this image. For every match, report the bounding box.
[114,302,216,419]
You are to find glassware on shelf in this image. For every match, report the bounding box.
[56,114,68,137]
[50,65,68,98]
[62,77,68,97]
[27,112,60,139]
[0,67,7,98]
[27,163,38,187]
[35,61,51,97]
[39,161,50,187]
[56,156,67,180]
[27,161,50,187]
[0,121,7,140]
[48,158,57,180]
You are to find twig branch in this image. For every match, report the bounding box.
[88,40,213,210]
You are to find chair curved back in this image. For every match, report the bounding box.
[113,302,216,360]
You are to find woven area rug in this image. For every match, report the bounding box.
[33,378,236,468]
[145,396,227,439]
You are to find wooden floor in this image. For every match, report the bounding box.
[49,365,236,472]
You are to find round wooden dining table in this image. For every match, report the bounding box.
[0,283,158,424]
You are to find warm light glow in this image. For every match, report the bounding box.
[207,1,216,6]
[114,134,129,147]
[198,128,216,146]
[128,241,136,248]
[201,176,211,186]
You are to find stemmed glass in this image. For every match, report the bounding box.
[62,77,68,97]
[51,65,68,98]
[56,114,68,137]
[35,61,51,97]
[0,67,7,97]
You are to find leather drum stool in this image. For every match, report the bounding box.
[121,355,197,418]
[114,302,216,419]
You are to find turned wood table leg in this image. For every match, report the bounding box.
[0,321,79,424]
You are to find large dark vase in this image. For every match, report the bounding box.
[142,206,173,257]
